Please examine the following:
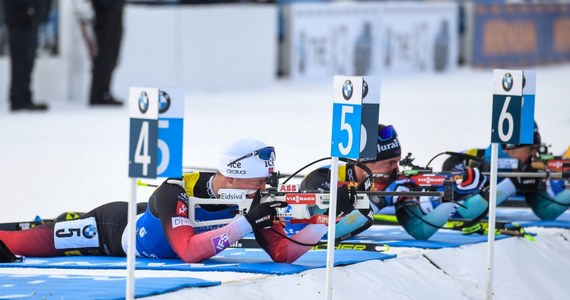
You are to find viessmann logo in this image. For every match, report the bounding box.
[548,160,570,171]
[285,194,317,204]
[414,175,446,186]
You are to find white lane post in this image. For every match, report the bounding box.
[487,69,534,299]
[486,143,499,300]
[126,178,138,300]
[325,156,339,300]
[127,87,160,300]
[327,75,378,299]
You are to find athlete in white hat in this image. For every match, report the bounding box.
[0,138,332,264]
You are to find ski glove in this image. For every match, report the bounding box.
[330,185,357,217]
[245,200,288,231]
[384,178,415,206]
[546,179,566,198]
[455,167,487,196]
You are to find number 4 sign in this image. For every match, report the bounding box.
[491,70,535,145]
[129,88,159,178]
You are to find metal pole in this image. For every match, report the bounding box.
[325,156,339,300]
[126,178,137,300]
[486,143,499,299]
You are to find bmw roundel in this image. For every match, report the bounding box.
[138,91,149,113]
[362,80,369,99]
[159,90,171,114]
[83,225,97,239]
[502,73,513,92]
[342,80,353,100]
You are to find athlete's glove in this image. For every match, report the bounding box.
[245,193,288,230]
[384,178,415,206]
[321,185,356,217]
[331,185,357,217]
[455,167,487,196]
[546,179,566,198]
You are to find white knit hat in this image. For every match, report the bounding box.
[217,138,275,179]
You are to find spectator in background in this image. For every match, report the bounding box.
[0,1,8,56]
[88,0,125,106]
[2,0,50,112]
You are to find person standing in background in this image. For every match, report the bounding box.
[88,0,125,106]
[2,0,50,112]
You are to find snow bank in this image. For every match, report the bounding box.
[147,228,570,299]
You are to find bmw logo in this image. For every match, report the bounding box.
[342,80,353,100]
[362,80,369,99]
[159,91,171,114]
[82,225,97,239]
[502,73,513,92]
[138,91,149,114]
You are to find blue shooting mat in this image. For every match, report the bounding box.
[345,225,512,249]
[0,248,395,275]
[0,274,219,300]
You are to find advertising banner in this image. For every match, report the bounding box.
[288,3,383,81]
[381,2,458,74]
[472,3,570,67]
[286,2,458,81]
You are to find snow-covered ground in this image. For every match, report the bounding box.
[0,65,569,299]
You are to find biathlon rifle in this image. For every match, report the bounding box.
[186,186,372,228]
[530,144,570,182]
[182,154,463,228]
[186,186,457,228]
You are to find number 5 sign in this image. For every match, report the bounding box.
[128,87,184,178]
[491,70,535,145]
[331,76,380,159]
[157,88,184,178]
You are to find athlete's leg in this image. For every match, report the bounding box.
[0,222,60,257]
[0,202,147,257]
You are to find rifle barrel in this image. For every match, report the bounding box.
[482,172,565,179]
[279,190,444,198]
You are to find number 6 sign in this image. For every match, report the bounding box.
[491,70,535,145]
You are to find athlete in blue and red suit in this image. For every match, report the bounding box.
[299,124,488,241]
[0,138,350,263]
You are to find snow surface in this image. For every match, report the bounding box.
[1,65,569,299]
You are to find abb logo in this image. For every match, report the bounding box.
[285,193,317,204]
[278,184,299,192]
